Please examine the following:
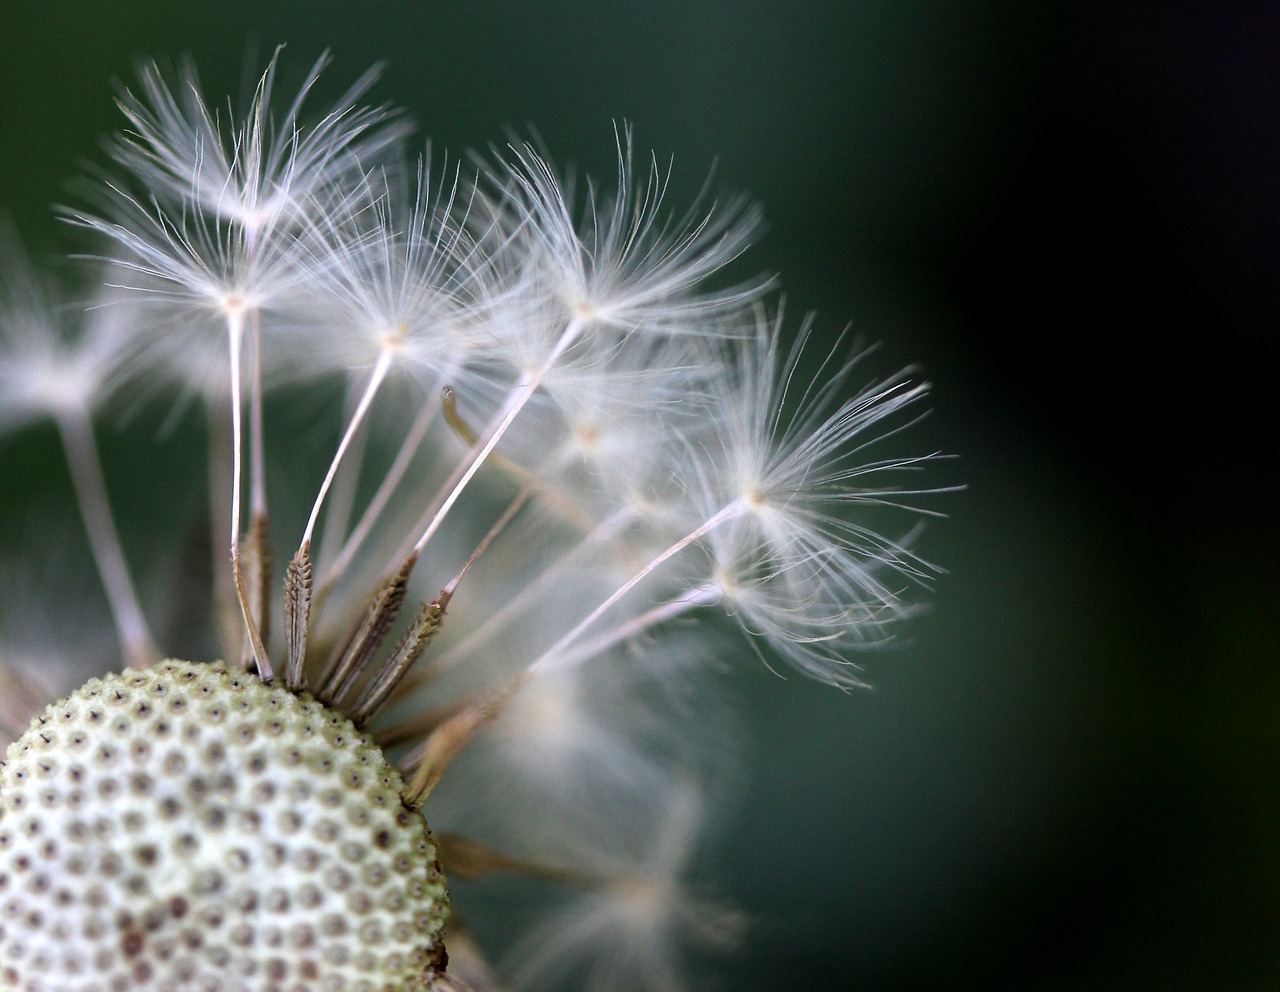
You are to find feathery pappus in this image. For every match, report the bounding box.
[0,48,949,992]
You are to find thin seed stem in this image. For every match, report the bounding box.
[407,319,581,559]
[226,311,246,552]
[550,583,719,670]
[439,384,603,534]
[527,500,744,676]
[54,405,157,669]
[362,486,531,719]
[403,506,634,688]
[444,484,534,597]
[318,354,470,592]
[205,397,240,663]
[233,548,273,680]
[316,393,439,594]
[225,308,268,675]
[248,307,268,518]
[315,377,371,577]
[302,349,392,545]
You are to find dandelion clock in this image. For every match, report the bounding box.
[0,48,949,992]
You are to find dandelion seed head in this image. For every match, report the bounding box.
[0,661,448,991]
[0,46,952,992]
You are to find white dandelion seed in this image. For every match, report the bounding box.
[0,49,951,992]
[0,232,157,668]
[484,124,768,334]
[110,47,408,241]
[503,783,746,992]
[689,312,948,682]
[523,309,946,688]
[67,50,411,674]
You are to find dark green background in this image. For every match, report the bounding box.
[1,2,1276,989]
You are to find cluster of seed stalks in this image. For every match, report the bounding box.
[0,50,945,992]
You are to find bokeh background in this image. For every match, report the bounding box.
[1,2,1276,989]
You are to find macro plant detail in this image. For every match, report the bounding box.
[0,49,944,992]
